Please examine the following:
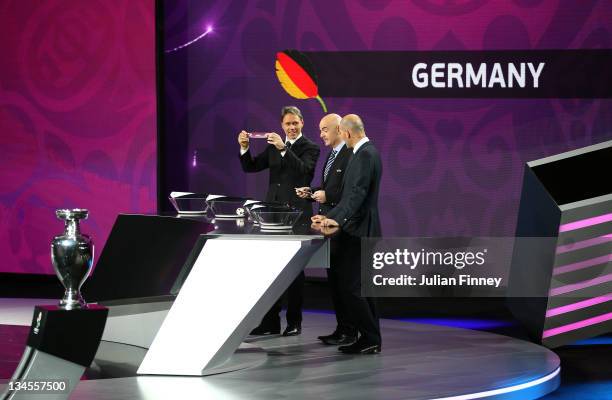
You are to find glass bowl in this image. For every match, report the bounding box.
[169,192,209,214]
[250,205,303,230]
[244,201,290,223]
[207,196,250,218]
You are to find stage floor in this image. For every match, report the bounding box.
[0,299,560,400]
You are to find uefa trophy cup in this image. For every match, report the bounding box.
[51,209,94,309]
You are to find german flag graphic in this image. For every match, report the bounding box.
[275,50,327,112]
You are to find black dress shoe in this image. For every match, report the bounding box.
[338,341,381,354]
[318,332,339,342]
[318,330,358,341]
[250,325,280,335]
[322,333,357,346]
[282,325,302,336]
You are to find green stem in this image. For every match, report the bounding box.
[315,95,328,113]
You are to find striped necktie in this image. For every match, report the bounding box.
[323,149,337,181]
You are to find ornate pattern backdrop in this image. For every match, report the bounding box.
[163,0,612,238]
[0,0,156,274]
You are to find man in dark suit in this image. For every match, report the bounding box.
[296,113,356,345]
[312,114,382,354]
[238,106,320,336]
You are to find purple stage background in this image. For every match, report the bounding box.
[164,1,612,236]
[0,0,157,274]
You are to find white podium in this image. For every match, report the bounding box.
[98,225,329,376]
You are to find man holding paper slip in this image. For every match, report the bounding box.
[296,113,352,215]
[238,105,320,337]
[238,106,320,213]
[296,113,356,345]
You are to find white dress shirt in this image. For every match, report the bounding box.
[352,137,370,154]
[332,141,346,153]
[280,133,302,157]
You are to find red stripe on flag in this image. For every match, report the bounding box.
[276,52,318,98]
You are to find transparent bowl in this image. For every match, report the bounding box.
[169,193,209,214]
[207,197,250,218]
[244,201,289,223]
[250,205,303,230]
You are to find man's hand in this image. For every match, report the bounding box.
[311,214,326,223]
[295,187,312,199]
[322,218,339,227]
[312,190,326,203]
[266,132,285,150]
[311,222,339,236]
[312,215,338,226]
[238,130,249,150]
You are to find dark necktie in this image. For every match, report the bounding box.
[285,141,292,151]
[323,149,337,181]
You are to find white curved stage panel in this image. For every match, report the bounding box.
[0,304,561,400]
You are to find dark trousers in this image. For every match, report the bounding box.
[336,232,381,345]
[259,271,304,328]
[328,237,357,336]
[257,211,310,329]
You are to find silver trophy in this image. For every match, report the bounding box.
[51,209,94,309]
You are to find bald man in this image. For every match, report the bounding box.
[312,114,382,354]
[296,114,352,214]
[296,114,356,345]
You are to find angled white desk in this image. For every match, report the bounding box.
[97,216,329,376]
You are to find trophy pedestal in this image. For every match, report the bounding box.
[26,305,108,366]
[1,305,108,400]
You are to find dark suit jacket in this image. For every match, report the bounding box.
[240,135,320,214]
[313,144,352,215]
[326,141,382,237]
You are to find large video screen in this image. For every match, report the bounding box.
[159,0,612,236]
[0,0,156,274]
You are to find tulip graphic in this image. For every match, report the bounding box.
[275,50,327,112]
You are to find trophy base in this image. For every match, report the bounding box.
[59,293,88,310]
[59,302,88,310]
